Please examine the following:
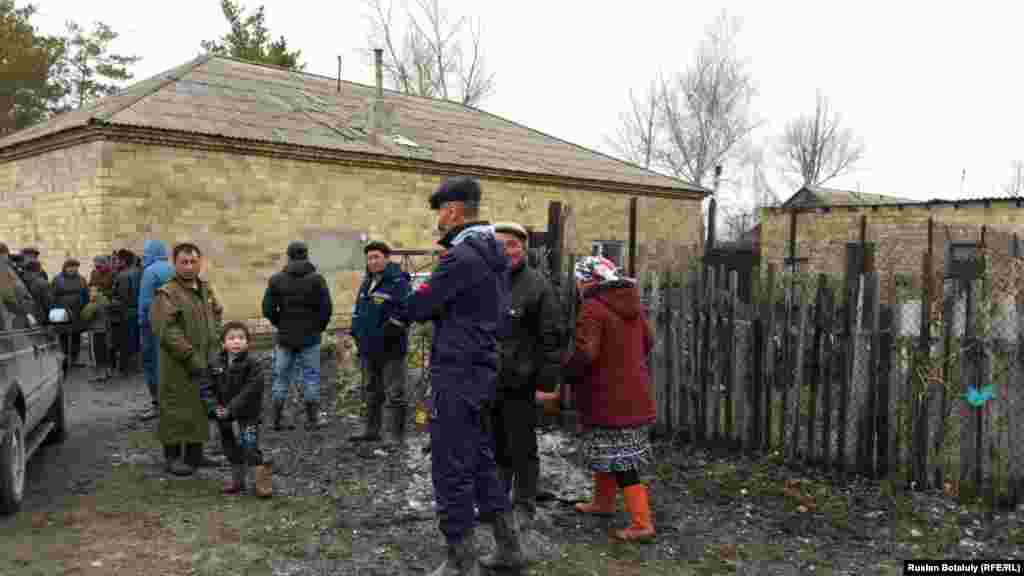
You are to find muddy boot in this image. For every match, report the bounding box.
[385,405,407,446]
[614,484,656,542]
[272,399,294,431]
[349,394,383,442]
[223,464,246,494]
[304,401,323,431]
[254,462,273,498]
[164,445,195,477]
[479,509,526,570]
[429,538,479,576]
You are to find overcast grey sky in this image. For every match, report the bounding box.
[28,0,1024,207]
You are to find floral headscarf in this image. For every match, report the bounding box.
[574,255,625,284]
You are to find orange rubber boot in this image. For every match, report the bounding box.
[575,472,617,516]
[614,484,656,541]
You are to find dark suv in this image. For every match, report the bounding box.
[0,272,70,515]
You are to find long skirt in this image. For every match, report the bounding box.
[581,425,652,473]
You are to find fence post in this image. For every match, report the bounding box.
[960,277,979,503]
[661,269,675,437]
[692,267,704,444]
[879,273,897,479]
[763,264,778,451]
[787,282,807,463]
[806,275,826,466]
[863,272,881,477]
[821,280,836,472]
[702,266,717,443]
[676,271,689,439]
[1011,288,1024,506]
[935,272,956,491]
[726,270,739,444]
[838,249,858,481]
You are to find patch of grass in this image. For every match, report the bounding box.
[529,541,691,576]
[0,464,348,576]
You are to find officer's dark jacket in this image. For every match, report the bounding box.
[262,259,333,351]
[399,222,507,404]
[498,260,562,395]
[352,261,411,361]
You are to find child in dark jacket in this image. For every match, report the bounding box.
[201,321,272,497]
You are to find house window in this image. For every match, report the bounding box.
[592,240,625,268]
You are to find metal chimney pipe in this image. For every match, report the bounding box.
[374,48,384,98]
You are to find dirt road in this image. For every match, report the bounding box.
[3,365,152,519]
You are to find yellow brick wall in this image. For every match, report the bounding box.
[96,143,702,323]
[760,203,1024,297]
[0,142,106,277]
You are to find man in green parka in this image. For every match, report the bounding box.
[150,242,224,476]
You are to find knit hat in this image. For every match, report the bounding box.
[286,241,309,260]
[429,176,482,210]
[574,255,622,284]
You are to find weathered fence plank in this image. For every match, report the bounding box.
[960,278,980,502]
[704,266,718,442]
[819,280,834,469]
[1011,294,1024,506]
[863,272,881,476]
[726,271,739,443]
[764,265,777,450]
[789,288,808,463]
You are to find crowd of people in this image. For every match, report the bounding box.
[0,175,659,575]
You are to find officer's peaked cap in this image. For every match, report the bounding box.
[429,176,481,210]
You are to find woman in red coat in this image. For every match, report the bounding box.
[564,256,656,541]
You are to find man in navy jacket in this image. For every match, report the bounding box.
[350,241,411,444]
[395,176,526,575]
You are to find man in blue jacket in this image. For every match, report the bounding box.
[395,176,526,575]
[350,241,411,444]
[138,240,174,421]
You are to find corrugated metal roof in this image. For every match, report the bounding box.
[0,55,704,194]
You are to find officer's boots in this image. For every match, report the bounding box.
[479,509,527,570]
[385,404,407,445]
[429,538,479,576]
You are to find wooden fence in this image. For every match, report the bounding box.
[637,257,1024,506]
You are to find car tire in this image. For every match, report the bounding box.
[44,382,68,446]
[0,409,26,516]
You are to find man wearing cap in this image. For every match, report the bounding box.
[350,240,412,444]
[491,221,563,534]
[262,241,334,431]
[393,176,527,575]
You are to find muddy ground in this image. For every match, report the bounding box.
[2,347,1023,575]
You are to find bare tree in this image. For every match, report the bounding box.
[717,146,778,241]
[656,12,759,188]
[364,0,495,106]
[1003,160,1024,197]
[606,82,660,169]
[779,91,865,188]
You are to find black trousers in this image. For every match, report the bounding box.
[60,330,82,368]
[492,390,539,503]
[217,420,263,466]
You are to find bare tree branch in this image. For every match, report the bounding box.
[778,91,865,187]
[654,12,759,188]
[605,82,660,169]
[364,0,494,106]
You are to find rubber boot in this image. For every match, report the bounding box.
[349,394,383,442]
[304,401,322,431]
[479,509,526,570]
[614,484,656,541]
[515,460,540,530]
[575,472,617,516]
[429,538,480,576]
[223,464,245,494]
[272,399,295,431]
[385,405,407,445]
[165,444,195,477]
[254,462,273,498]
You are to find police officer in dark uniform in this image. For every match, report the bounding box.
[394,176,527,575]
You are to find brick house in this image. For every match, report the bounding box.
[0,54,706,324]
[759,185,1024,295]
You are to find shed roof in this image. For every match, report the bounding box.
[0,55,705,196]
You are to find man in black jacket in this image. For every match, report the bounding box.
[492,222,563,531]
[262,241,334,431]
